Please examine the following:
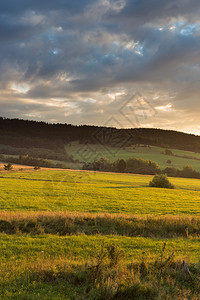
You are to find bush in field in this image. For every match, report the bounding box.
[149,174,174,189]
[34,166,40,170]
[163,149,174,156]
[4,162,13,171]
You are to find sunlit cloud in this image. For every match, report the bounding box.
[155,104,173,112]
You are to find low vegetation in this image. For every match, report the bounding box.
[149,174,174,189]
[1,233,200,299]
[3,162,13,171]
[1,211,200,238]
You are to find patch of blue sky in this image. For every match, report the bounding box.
[180,24,200,36]
[48,48,60,55]
[167,20,200,36]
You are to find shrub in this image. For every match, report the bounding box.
[163,149,173,156]
[107,244,124,267]
[149,174,174,189]
[4,162,13,171]
[34,166,41,170]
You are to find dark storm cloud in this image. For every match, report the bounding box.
[0,0,200,133]
[108,0,200,25]
[0,0,94,14]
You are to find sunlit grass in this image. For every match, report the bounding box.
[1,234,200,299]
[1,211,200,238]
[1,169,200,298]
[0,170,200,214]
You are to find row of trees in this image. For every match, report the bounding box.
[83,157,200,179]
[0,154,67,169]
[163,166,200,179]
[83,157,161,175]
[0,144,73,162]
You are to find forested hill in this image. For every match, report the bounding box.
[0,117,200,153]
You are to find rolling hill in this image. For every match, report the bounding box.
[1,117,200,173]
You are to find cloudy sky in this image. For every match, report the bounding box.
[1,0,200,134]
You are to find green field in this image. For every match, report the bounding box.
[1,169,200,214]
[1,169,200,299]
[65,141,200,171]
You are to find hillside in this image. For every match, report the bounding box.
[1,117,200,154]
[1,117,200,176]
[66,142,200,172]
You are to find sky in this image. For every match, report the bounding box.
[1,0,200,134]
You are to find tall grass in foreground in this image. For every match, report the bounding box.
[1,242,200,299]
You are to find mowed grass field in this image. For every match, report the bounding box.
[65,141,200,171]
[1,169,200,299]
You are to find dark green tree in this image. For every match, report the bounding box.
[116,159,126,173]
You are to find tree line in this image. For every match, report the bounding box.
[0,154,67,169]
[0,144,73,162]
[1,117,200,153]
[83,157,200,179]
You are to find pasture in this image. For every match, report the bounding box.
[65,141,200,171]
[0,169,200,215]
[1,169,200,299]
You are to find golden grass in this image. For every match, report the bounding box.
[1,211,200,238]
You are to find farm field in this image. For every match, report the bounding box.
[65,141,200,171]
[1,169,200,298]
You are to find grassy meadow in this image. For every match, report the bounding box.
[65,141,200,171]
[1,168,200,298]
[1,169,200,214]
